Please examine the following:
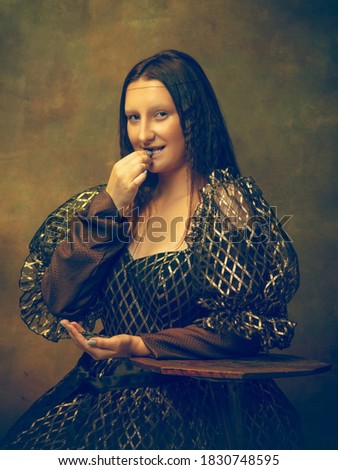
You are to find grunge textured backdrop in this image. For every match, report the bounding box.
[1,0,337,449]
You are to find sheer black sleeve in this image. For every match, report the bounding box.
[188,169,299,351]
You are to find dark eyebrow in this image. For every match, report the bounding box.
[126,85,166,91]
[125,104,175,114]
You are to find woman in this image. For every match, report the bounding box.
[2,50,301,450]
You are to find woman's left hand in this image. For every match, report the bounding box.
[60,320,151,360]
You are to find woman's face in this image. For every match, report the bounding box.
[125,79,187,175]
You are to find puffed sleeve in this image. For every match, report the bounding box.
[140,169,299,357]
[19,185,128,342]
[189,169,299,351]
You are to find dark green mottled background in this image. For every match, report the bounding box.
[1,0,337,449]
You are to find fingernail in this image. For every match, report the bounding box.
[88,339,97,346]
[146,150,153,157]
[144,170,147,174]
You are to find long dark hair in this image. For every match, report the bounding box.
[119,49,239,213]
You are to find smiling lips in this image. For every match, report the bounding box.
[145,146,166,156]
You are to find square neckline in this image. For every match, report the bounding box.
[125,168,236,261]
[126,197,203,262]
[126,245,191,262]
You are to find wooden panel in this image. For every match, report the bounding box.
[131,354,332,380]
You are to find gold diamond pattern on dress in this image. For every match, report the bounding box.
[101,250,195,338]
[6,375,301,449]
[19,185,105,341]
[187,169,299,350]
[7,169,301,450]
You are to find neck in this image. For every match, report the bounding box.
[155,165,191,200]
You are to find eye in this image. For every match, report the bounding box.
[126,114,140,122]
[154,111,168,119]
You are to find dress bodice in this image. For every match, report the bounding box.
[19,168,299,351]
[101,248,197,336]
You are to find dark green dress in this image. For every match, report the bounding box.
[1,169,302,449]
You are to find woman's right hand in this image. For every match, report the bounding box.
[106,150,152,216]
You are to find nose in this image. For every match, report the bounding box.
[138,119,155,146]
